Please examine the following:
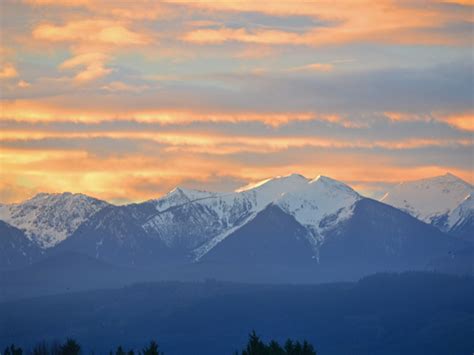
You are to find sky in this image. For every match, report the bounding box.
[0,0,473,204]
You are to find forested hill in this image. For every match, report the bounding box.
[1,272,473,355]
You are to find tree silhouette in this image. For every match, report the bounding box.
[240,331,317,355]
[3,334,315,355]
[242,331,268,355]
[3,345,23,355]
[60,339,81,355]
[268,340,285,355]
[141,341,161,355]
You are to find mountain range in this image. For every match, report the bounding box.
[0,173,472,283]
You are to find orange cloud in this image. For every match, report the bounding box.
[0,63,18,79]
[180,1,471,47]
[0,99,340,126]
[183,25,466,47]
[33,20,150,46]
[25,0,169,20]
[385,111,474,132]
[1,127,470,156]
[182,28,307,45]
[17,80,31,88]
[440,113,474,132]
[2,142,473,204]
[289,63,334,72]
[101,81,149,92]
[0,145,241,203]
[59,52,112,82]
[31,19,152,84]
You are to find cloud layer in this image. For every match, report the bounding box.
[0,0,473,203]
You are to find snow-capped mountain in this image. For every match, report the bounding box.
[199,175,464,278]
[3,172,469,276]
[276,175,361,248]
[57,173,361,265]
[201,196,463,280]
[56,174,311,266]
[145,174,310,258]
[0,193,109,248]
[380,173,473,237]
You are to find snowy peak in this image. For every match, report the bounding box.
[433,172,468,183]
[236,173,309,193]
[0,192,109,249]
[380,173,473,224]
[236,173,310,208]
[152,187,218,212]
[276,176,361,243]
[168,187,216,200]
[310,175,360,195]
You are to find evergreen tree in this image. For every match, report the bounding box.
[3,344,23,355]
[115,346,126,355]
[284,339,295,354]
[240,332,317,355]
[293,341,302,355]
[242,331,268,355]
[301,340,316,355]
[59,339,81,355]
[141,341,161,355]
[267,340,285,355]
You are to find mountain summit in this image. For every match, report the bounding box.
[0,192,109,248]
[380,173,473,238]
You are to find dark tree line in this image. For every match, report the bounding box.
[4,339,81,355]
[110,341,162,355]
[239,331,316,355]
[4,332,316,355]
[3,340,162,355]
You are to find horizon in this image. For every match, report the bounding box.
[2,170,470,206]
[1,0,473,204]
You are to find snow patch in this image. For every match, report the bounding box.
[0,193,109,248]
[381,173,473,226]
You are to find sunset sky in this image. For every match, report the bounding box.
[0,0,473,204]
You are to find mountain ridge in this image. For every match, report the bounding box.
[1,172,472,273]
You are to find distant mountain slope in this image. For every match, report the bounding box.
[380,173,473,239]
[0,220,41,269]
[447,194,474,240]
[54,203,179,267]
[200,198,465,280]
[1,273,472,355]
[201,204,317,266]
[0,193,109,248]
[319,198,464,277]
[0,251,151,301]
[429,246,474,276]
